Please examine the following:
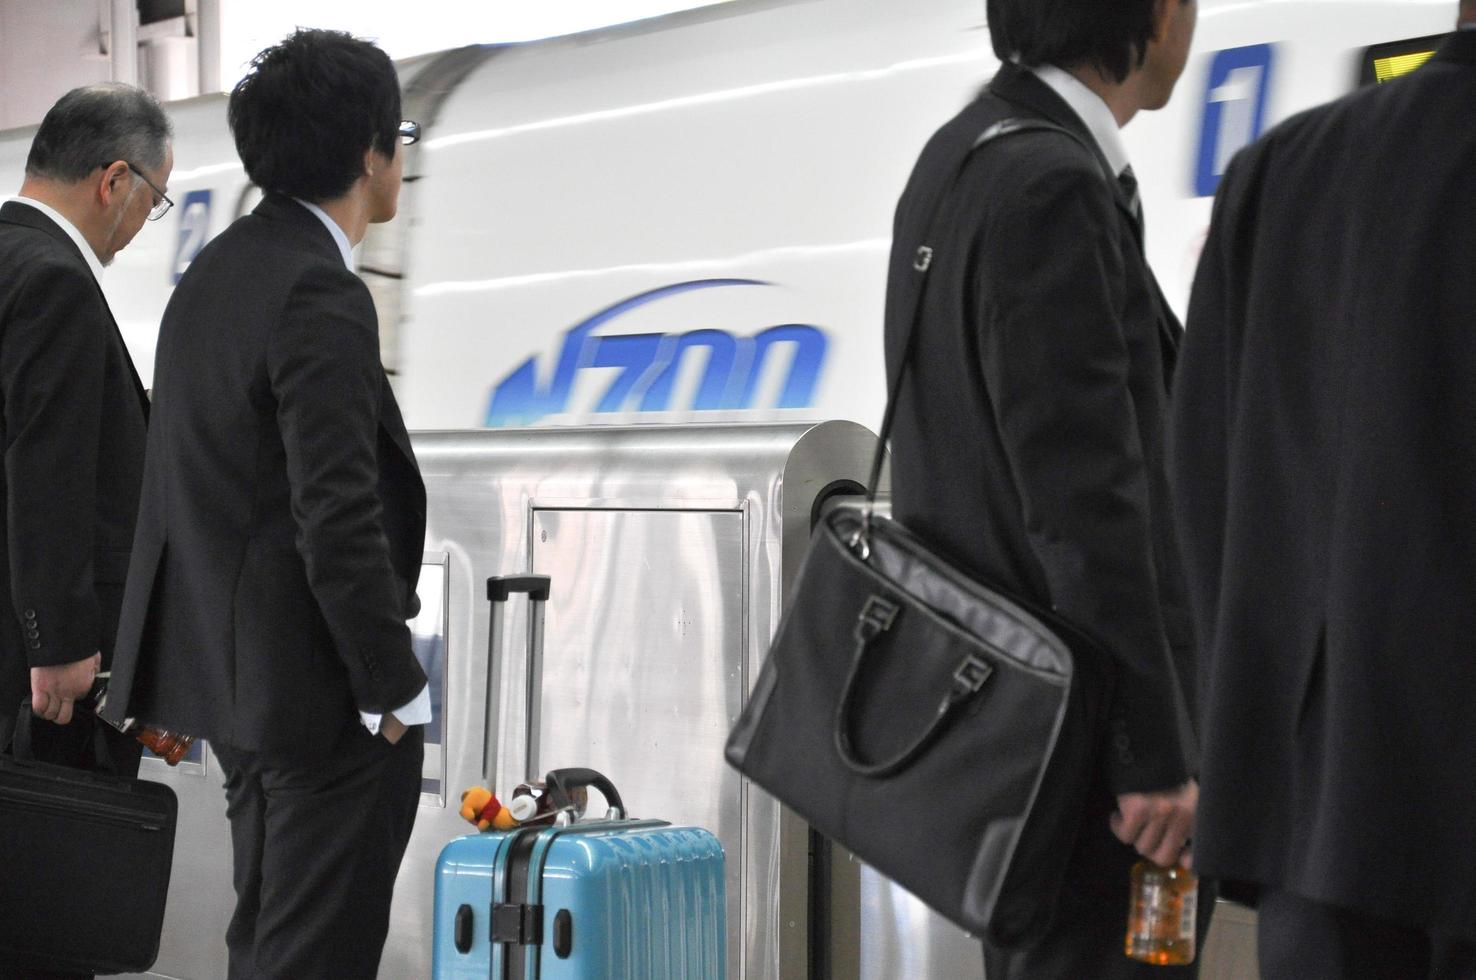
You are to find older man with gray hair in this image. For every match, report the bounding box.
[0,82,171,840]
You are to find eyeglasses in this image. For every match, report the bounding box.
[398,120,421,146]
[124,162,174,221]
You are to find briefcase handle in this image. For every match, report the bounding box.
[832,602,994,779]
[5,700,119,775]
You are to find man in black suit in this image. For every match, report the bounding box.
[885,1,1206,975]
[0,85,171,769]
[1171,8,1476,977]
[102,30,428,980]
[0,82,171,980]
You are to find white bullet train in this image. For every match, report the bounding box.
[0,0,1456,977]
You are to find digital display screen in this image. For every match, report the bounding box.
[1359,34,1449,86]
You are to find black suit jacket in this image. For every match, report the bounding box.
[885,66,1196,794]
[104,194,427,764]
[1172,31,1476,936]
[0,201,149,714]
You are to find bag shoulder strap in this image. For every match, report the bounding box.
[860,119,1096,532]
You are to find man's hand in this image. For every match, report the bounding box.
[30,652,101,726]
[381,712,407,745]
[1112,780,1197,868]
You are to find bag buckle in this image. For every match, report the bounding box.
[949,654,993,704]
[855,596,900,643]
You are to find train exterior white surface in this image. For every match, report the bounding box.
[0,0,1455,436]
[0,1,1457,978]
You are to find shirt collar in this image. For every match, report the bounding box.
[1028,64,1132,177]
[4,196,106,283]
[292,198,355,270]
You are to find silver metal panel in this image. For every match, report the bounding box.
[410,421,876,980]
[861,865,983,979]
[530,508,747,978]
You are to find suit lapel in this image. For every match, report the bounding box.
[0,201,150,418]
[986,66,1180,359]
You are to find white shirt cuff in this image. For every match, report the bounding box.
[359,683,432,735]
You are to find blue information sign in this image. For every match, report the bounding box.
[171,189,213,284]
[1194,44,1276,198]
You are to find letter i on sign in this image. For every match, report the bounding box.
[1194,45,1276,198]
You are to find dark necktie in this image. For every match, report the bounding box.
[1119,165,1144,241]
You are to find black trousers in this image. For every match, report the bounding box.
[983,785,1216,980]
[214,724,423,980]
[0,712,142,980]
[1258,888,1476,980]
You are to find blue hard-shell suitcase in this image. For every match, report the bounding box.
[433,768,726,980]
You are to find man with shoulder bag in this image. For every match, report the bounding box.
[883,0,1210,975]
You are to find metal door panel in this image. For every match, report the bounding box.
[530,507,746,980]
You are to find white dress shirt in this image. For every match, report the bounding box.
[1027,64,1132,179]
[3,196,106,283]
[294,197,432,736]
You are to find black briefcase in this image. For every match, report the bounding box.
[0,708,177,973]
[725,506,1110,946]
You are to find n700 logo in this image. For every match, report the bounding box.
[485,279,828,428]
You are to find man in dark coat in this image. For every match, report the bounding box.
[0,86,170,769]
[102,30,428,980]
[0,83,171,980]
[885,0,1206,975]
[1171,7,1476,976]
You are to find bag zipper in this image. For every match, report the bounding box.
[0,782,169,831]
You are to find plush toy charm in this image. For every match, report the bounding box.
[458,787,519,832]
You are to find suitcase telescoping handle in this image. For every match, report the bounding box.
[487,576,552,603]
[545,767,626,820]
[485,575,552,788]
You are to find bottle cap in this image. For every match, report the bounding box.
[508,795,539,821]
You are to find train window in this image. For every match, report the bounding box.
[411,553,449,804]
[1359,33,1450,86]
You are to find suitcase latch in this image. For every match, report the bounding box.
[492,903,544,946]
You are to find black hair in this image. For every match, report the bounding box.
[228,28,401,202]
[25,83,172,182]
[986,0,1179,84]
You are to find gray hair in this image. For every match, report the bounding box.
[25,83,172,182]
